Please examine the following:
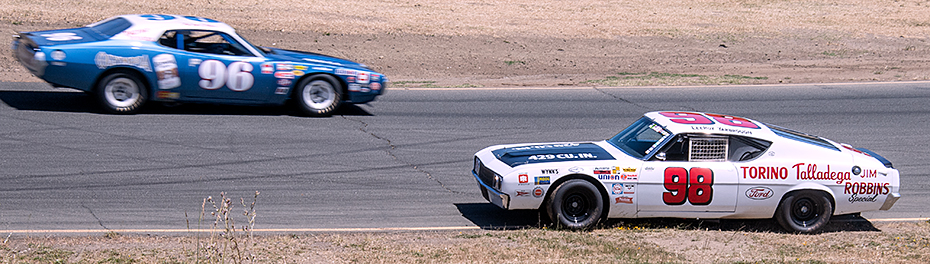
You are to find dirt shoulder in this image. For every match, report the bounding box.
[3,0,930,87]
[1,220,928,263]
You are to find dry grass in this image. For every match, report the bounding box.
[0,221,927,263]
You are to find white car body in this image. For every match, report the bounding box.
[473,111,900,230]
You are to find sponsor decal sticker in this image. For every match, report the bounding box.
[153,54,180,89]
[274,71,294,79]
[312,67,332,71]
[357,72,370,84]
[275,87,289,95]
[612,183,624,195]
[622,167,637,173]
[593,167,612,175]
[568,166,583,173]
[294,65,308,71]
[518,173,529,184]
[745,186,774,200]
[188,58,202,67]
[598,175,621,181]
[277,79,292,86]
[621,174,638,181]
[260,63,273,74]
[94,52,152,72]
[541,169,558,174]
[276,63,293,71]
[534,176,550,185]
[156,91,179,99]
[615,196,633,204]
[293,70,305,76]
[371,82,381,90]
[515,190,530,197]
[348,84,361,92]
[371,74,381,82]
[533,187,544,198]
[624,183,635,194]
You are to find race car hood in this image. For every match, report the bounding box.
[263,48,369,70]
[491,142,615,167]
[19,27,109,46]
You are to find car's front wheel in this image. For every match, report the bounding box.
[546,179,604,230]
[97,72,147,114]
[775,190,833,234]
[295,75,342,117]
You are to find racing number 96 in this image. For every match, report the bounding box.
[663,167,714,205]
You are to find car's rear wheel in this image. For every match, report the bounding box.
[295,75,342,117]
[97,72,147,114]
[546,179,604,230]
[775,190,833,234]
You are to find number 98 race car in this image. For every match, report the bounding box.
[472,111,900,233]
[12,14,386,116]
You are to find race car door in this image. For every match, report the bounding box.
[159,30,275,102]
[636,134,739,215]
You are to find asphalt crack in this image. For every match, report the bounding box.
[590,86,651,109]
[341,116,463,194]
[81,203,109,230]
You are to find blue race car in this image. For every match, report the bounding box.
[12,14,386,116]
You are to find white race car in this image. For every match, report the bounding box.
[472,111,900,233]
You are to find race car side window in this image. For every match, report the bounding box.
[159,30,254,57]
[649,134,770,162]
[728,135,772,162]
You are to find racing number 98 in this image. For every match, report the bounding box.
[663,167,714,205]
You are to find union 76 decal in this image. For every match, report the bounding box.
[663,167,714,205]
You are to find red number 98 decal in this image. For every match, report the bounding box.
[663,167,714,205]
[660,112,714,124]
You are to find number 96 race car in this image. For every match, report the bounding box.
[12,14,386,116]
[472,111,900,233]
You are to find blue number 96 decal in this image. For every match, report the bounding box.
[140,14,176,21]
[184,16,219,23]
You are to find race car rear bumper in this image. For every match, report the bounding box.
[473,171,510,209]
[880,192,901,211]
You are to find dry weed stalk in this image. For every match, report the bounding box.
[193,191,259,263]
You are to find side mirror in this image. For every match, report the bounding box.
[656,152,667,161]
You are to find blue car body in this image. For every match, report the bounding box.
[12,14,386,114]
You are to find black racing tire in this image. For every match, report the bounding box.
[546,179,604,230]
[775,190,833,234]
[295,75,342,117]
[97,72,147,114]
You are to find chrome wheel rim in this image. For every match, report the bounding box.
[302,80,335,110]
[104,77,139,108]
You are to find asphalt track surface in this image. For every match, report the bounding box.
[1,81,928,234]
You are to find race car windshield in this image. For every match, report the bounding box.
[608,117,672,159]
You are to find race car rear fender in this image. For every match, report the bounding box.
[775,183,837,217]
[92,67,152,94]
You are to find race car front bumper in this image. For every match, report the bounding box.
[473,158,510,209]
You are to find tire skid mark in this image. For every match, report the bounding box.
[341,115,463,194]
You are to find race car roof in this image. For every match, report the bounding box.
[91,14,237,42]
[644,111,780,140]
